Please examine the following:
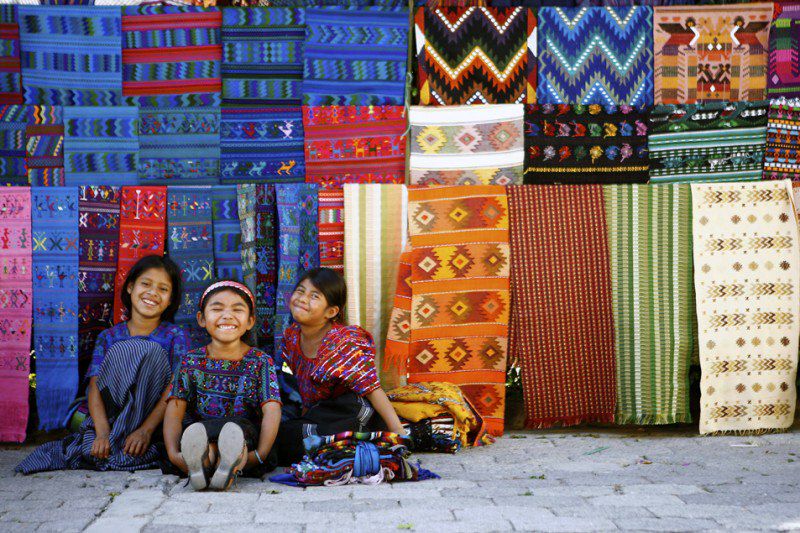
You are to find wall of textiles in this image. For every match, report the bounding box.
[0,0,798,443]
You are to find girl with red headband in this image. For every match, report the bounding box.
[162,280,282,490]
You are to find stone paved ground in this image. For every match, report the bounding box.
[1,424,799,532]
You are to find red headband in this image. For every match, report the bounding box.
[200,281,255,310]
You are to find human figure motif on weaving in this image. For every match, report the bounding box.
[764,98,800,181]
[415,6,534,105]
[653,4,772,104]
[692,180,799,434]
[768,3,800,99]
[26,106,64,187]
[0,104,28,186]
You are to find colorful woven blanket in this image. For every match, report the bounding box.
[507,185,617,428]
[764,98,800,181]
[303,5,408,105]
[78,186,121,380]
[236,184,257,295]
[222,7,304,105]
[318,188,344,273]
[538,6,653,106]
[254,183,278,351]
[122,5,222,107]
[19,6,123,106]
[0,104,28,186]
[604,184,695,425]
[26,106,64,187]
[303,105,406,187]
[212,185,243,281]
[64,106,139,187]
[410,105,524,186]
[649,101,768,184]
[692,180,799,434]
[0,6,22,105]
[769,3,800,99]
[220,106,304,183]
[32,187,79,431]
[415,6,534,105]
[343,183,407,389]
[0,188,31,442]
[653,4,772,104]
[524,103,650,184]
[112,186,167,324]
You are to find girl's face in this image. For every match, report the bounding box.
[289,278,339,326]
[127,267,172,320]
[197,289,255,344]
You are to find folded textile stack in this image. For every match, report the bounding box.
[271,431,438,487]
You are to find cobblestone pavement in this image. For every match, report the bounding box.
[1,425,799,532]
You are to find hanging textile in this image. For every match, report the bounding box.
[303,5,408,106]
[121,5,222,107]
[112,186,167,324]
[77,185,121,380]
[254,183,277,350]
[415,6,534,105]
[26,106,64,187]
[302,105,406,187]
[0,6,22,105]
[0,188,31,443]
[523,103,649,184]
[409,105,524,186]
[692,180,799,434]
[537,6,653,106]
[507,184,616,428]
[220,106,305,183]
[211,185,243,281]
[649,101,768,184]
[318,188,344,273]
[221,7,305,106]
[166,186,214,346]
[653,4,772,104]
[768,3,800,99]
[237,184,257,295]
[343,183,407,390]
[604,183,694,425]
[64,106,139,187]
[18,6,123,106]
[275,183,318,354]
[764,98,800,181]
[0,103,28,186]
[31,187,79,431]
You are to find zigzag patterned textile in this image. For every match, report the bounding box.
[415,6,533,106]
[166,186,214,346]
[653,4,772,104]
[26,106,64,187]
[0,104,28,186]
[508,185,616,428]
[18,6,122,106]
[64,106,139,187]
[220,106,304,183]
[122,5,221,107]
[0,6,22,105]
[236,184,256,296]
[303,5,408,106]
[537,6,653,106]
[138,106,220,184]
[649,100,768,183]
[343,183,407,390]
[604,184,695,425]
[318,187,343,273]
[524,103,649,184]
[693,180,799,434]
[410,105,524,185]
[254,183,277,350]
[0,188,31,443]
[275,183,318,355]
[769,3,800,99]
[31,187,79,431]
[303,105,406,187]
[112,186,167,324]
[77,185,120,381]
[222,7,304,105]
[765,98,800,181]
[212,185,242,281]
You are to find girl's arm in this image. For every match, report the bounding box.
[163,398,188,474]
[123,388,170,456]
[366,388,406,436]
[245,402,281,469]
[87,377,111,459]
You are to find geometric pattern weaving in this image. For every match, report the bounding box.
[768,3,800,99]
[26,105,64,187]
[764,98,800,181]
[0,5,22,105]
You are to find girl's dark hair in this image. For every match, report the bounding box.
[121,255,183,323]
[294,267,347,323]
[198,280,255,318]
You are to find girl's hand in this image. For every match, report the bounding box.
[123,426,153,456]
[91,434,111,460]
